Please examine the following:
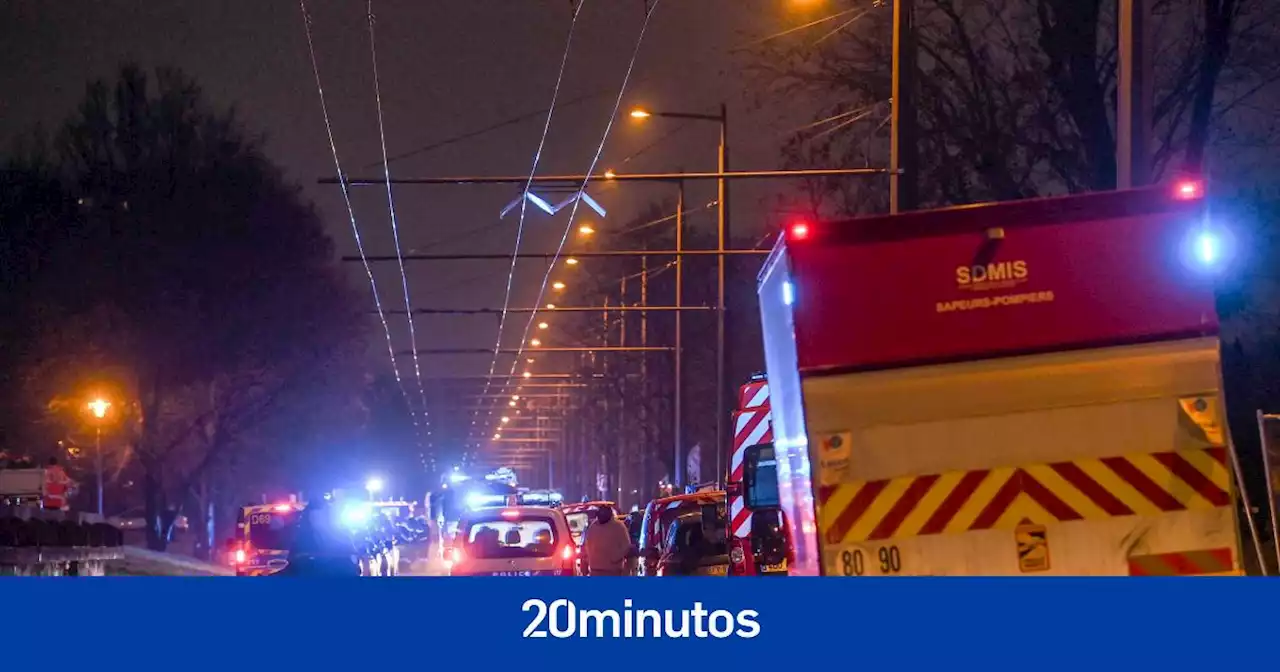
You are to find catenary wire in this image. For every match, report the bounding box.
[297,0,424,438]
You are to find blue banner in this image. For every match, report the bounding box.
[7,578,1271,669]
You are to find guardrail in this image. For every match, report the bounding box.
[0,507,124,576]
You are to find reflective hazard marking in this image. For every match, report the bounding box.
[1015,521,1050,573]
[1127,548,1235,576]
[818,447,1231,545]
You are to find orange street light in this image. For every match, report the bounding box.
[530,338,542,347]
[578,224,596,235]
[629,109,651,120]
[523,372,532,379]
[538,322,549,330]
[552,282,566,290]
[88,398,111,419]
[565,257,579,266]
[545,303,556,309]
[603,169,617,179]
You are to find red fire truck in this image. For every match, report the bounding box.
[750,179,1257,576]
[726,375,794,575]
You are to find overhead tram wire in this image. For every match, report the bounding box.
[475,0,590,444]
[367,0,429,424]
[297,0,425,440]
[487,0,665,444]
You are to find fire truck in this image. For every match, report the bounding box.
[751,179,1258,576]
[726,375,794,575]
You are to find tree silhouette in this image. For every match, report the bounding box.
[11,64,366,551]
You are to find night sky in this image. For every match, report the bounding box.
[2,1,837,466]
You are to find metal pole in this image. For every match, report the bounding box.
[1226,429,1269,575]
[674,181,685,488]
[1257,411,1280,572]
[95,426,104,516]
[715,103,728,490]
[1117,0,1152,188]
[889,0,917,213]
[320,167,887,186]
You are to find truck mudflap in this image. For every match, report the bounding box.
[818,445,1239,576]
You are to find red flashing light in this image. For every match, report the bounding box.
[561,544,576,561]
[273,504,293,512]
[788,221,812,240]
[1173,178,1204,201]
[234,548,246,565]
[501,509,521,519]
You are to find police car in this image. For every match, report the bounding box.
[445,505,577,577]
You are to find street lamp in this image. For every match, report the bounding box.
[501,417,510,424]
[578,224,595,236]
[552,282,566,290]
[530,338,542,347]
[565,257,579,266]
[545,303,556,309]
[629,103,730,487]
[86,398,111,516]
[538,322,549,330]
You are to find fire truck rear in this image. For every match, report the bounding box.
[727,375,793,575]
[754,180,1254,576]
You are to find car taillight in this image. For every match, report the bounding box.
[234,548,246,565]
[561,544,576,561]
[560,544,577,575]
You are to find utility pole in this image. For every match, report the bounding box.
[674,181,685,487]
[890,0,918,214]
[715,102,730,491]
[1117,0,1152,188]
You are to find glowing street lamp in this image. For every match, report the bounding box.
[509,401,518,407]
[86,398,112,516]
[365,477,384,500]
[578,224,596,236]
[604,169,617,179]
[565,257,579,266]
[545,303,556,309]
[88,398,110,419]
[501,416,510,424]
[552,282,566,290]
[523,372,532,379]
[530,338,542,347]
[512,395,520,401]
[629,109,651,119]
[538,322,549,330]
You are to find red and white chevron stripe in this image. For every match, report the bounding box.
[730,409,773,482]
[730,494,752,538]
[738,380,770,411]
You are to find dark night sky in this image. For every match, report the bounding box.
[2,1,842,462]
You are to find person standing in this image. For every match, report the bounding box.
[581,507,632,576]
[42,457,72,511]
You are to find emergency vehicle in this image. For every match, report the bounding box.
[753,179,1255,576]
[726,375,794,576]
[231,500,303,576]
[636,491,726,576]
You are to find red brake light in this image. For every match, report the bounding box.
[234,548,247,565]
[1173,179,1204,201]
[449,546,464,564]
[561,544,576,561]
[788,221,811,240]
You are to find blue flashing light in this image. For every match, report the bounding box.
[782,280,795,306]
[341,503,371,528]
[1196,232,1219,265]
